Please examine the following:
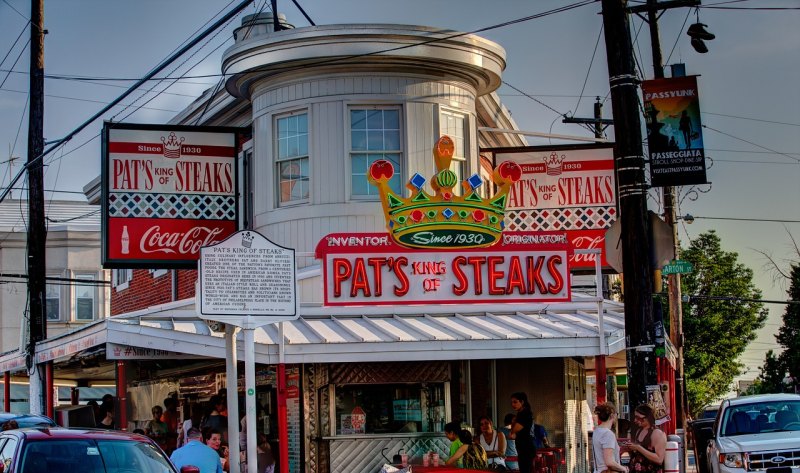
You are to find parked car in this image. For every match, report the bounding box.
[0,413,56,429]
[701,393,800,473]
[0,427,195,473]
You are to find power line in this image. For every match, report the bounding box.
[686,216,800,224]
[0,87,183,113]
[703,111,800,127]
[703,125,800,164]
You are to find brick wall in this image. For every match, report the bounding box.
[111,269,197,315]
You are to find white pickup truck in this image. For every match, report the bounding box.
[703,393,800,473]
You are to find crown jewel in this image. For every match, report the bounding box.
[368,135,522,249]
[161,132,185,159]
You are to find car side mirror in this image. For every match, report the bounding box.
[180,466,200,473]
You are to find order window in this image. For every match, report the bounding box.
[333,383,448,435]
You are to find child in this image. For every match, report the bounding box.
[444,421,463,467]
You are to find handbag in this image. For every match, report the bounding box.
[489,464,508,472]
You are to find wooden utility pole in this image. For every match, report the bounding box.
[27,0,47,414]
[601,0,657,412]
[630,0,700,433]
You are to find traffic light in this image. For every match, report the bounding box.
[687,22,715,53]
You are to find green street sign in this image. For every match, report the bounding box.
[663,260,693,275]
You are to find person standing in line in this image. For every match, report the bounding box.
[444,421,464,468]
[478,416,507,470]
[179,404,203,448]
[592,403,628,473]
[499,413,519,472]
[628,404,666,473]
[96,404,115,430]
[161,397,180,455]
[146,405,169,452]
[203,427,230,472]
[508,392,535,473]
[171,427,224,473]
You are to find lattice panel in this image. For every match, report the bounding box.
[505,207,616,231]
[108,192,236,220]
[328,361,450,384]
[329,436,450,473]
[564,358,590,473]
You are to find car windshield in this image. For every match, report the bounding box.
[720,400,800,436]
[19,439,176,473]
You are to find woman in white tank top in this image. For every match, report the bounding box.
[479,416,507,469]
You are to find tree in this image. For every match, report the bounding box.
[747,350,787,394]
[776,263,800,391]
[680,231,768,417]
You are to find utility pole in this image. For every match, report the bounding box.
[562,97,614,140]
[27,0,47,415]
[601,0,657,412]
[629,0,700,433]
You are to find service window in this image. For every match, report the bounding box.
[333,383,448,435]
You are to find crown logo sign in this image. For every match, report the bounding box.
[543,152,566,176]
[241,231,254,248]
[161,132,185,159]
[368,135,522,249]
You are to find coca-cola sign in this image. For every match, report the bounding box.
[102,123,244,268]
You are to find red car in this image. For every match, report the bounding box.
[0,427,198,473]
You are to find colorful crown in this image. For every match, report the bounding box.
[161,131,185,159]
[544,152,565,176]
[368,135,522,249]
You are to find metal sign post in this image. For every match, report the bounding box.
[199,231,298,473]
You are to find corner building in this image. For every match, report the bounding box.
[7,13,628,473]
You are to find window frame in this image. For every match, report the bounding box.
[112,269,133,292]
[348,105,404,200]
[73,273,98,321]
[45,276,62,322]
[329,381,450,437]
[439,108,469,195]
[274,110,310,207]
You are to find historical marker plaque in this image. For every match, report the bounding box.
[199,230,297,323]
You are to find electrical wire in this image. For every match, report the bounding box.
[503,81,566,117]
[1,87,183,113]
[0,23,27,70]
[0,39,29,89]
[664,7,692,65]
[702,125,800,164]
[703,111,800,127]
[572,24,604,117]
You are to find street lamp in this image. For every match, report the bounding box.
[678,214,695,224]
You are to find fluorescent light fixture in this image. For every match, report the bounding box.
[88,381,117,388]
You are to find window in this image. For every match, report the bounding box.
[440,110,468,194]
[350,108,402,197]
[149,269,168,279]
[74,275,97,321]
[276,113,309,204]
[46,281,61,321]
[333,382,447,435]
[113,269,132,291]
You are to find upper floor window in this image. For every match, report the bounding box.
[74,274,97,321]
[113,268,133,292]
[350,107,402,198]
[440,109,468,194]
[276,113,309,205]
[46,281,61,321]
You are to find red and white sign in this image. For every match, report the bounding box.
[497,145,616,213]
[102,124,241,268]
[494,144,617,271]
[315,232,572,306]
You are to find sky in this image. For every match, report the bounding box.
[0,0,798,387]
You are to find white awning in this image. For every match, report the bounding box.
[29,297,626,365]
[105,297,626,364]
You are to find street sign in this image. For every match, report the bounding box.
[662,259,693,275]
[198,230,298,327]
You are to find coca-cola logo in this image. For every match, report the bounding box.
[570,235,603,263]
[140,225,225,255]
